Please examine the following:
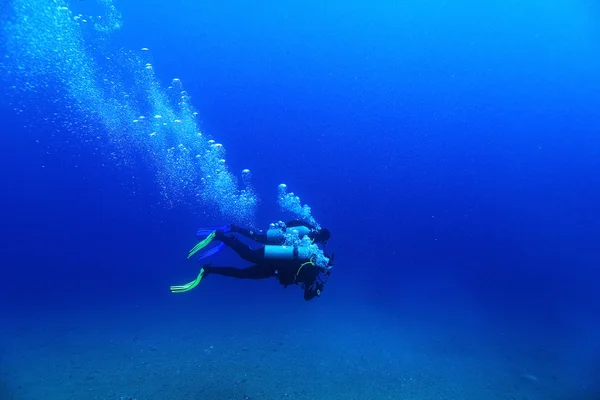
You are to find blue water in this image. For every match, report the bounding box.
[1,0,599,399]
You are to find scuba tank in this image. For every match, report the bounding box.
[263,244,313,261]
[265,224,312,243]
[262,221,330,268]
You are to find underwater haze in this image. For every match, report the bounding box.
[1,0,599,399]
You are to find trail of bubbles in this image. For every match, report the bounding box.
[92,0,122,33]
[277,183,320,229]
[1,0,257,225]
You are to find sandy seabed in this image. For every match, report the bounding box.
[0,291,596,400]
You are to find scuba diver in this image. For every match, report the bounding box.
[227,219,331,246]
[170,221,333,301]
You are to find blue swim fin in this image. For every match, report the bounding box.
[196,224,230,239]
[197,242,226,261]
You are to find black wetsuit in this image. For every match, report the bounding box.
[202,232,326,301]
[230,219,320,244]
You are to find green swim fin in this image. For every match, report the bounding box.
[170,268,206,293]
[187,231,216,260]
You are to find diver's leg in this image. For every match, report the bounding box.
[215,231,265,264]
[203,264,275,280]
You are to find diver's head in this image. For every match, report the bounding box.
[314,227,331,244]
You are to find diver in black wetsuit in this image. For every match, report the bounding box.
[203,228,332,301]
[170,221,333,300]
[230,219,331,246]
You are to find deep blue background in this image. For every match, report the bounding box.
[0,0,599,337]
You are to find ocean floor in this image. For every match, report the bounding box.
[0,292,597,400]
